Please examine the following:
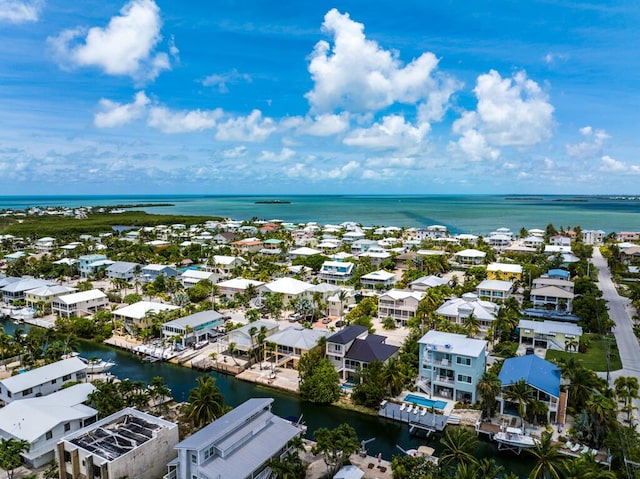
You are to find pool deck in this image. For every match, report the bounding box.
[378,400,449,433]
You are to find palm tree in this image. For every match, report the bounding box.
[526,432,561,479]
[477,372,501,419]
[503,378,534,428]
[615,376,639,423]
[337,289,349,320]
[184,376,226,429]
[0,437,30,479]
[381,357,406,396]
[564,336,579,353]
[227,342,239,366]
[462,312,480,338]
[439,427,478,468]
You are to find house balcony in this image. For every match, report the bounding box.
[433,375,454,385]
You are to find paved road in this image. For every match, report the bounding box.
[591,247,640,426]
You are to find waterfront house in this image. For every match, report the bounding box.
[616,231,640,242]
[452,249,486,266]
[25,284,76,309]
[105,261,140,281]
[162,310,223,345]
[318,260,355,284]
[435,293,498,332]
[486,263,523,281]
[0,357,87,404]
[227,320,279,354]
[264,327,331,369]
[377,289,425,327]
[518,319,582,351]
[78,254,113,279]
[58,408,178,479]
[0,383,97,468]
[326,325,399,381]
[180,270,217,289]
[1,278,56,304]
[165,398,301,479]
[360,270,397,290]
[475,279,514,303]
[497,355,566,424]
[582,229,606,245]
[417,331,487,403]
[51,289,109,318]
[260,277,313,304]
[522,236,545,249]
[141,264,179,282]
[112,301,180,331]
[409,275,449,292]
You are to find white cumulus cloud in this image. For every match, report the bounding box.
[565,126,609,159]
[286,160,359,181]
[94,91,150,128]
[599,155,626,172]
[220,146,247,159]
[0,0,41,23]
[258,148,295,163]
[344,115,429,150]
[48,0,171,81]
[451,70,554,160]
[148,106,222,133]
[297,113,351,137]
[306,8,459,116]
[215,110,276,142]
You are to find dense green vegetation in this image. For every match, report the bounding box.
[0,211,220,238]
[546,333,622,371]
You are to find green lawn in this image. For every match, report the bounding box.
[545,333,622,372]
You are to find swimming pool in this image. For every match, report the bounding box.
[403,394,447,410]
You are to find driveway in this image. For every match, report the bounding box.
[592,247,640,426]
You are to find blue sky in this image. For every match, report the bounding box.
[1,0,639,195]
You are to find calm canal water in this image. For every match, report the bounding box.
[2,320,532,477]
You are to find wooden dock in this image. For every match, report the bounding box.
[378,401,448,435]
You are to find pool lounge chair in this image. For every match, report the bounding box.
[400,403,406,411]
[571,443,582,452]
[591,449,599,456]
[406,405,413,414]
[421,407,427,416]
[581,445,590,455]
[565,441,574,450]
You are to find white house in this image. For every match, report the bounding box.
[475,280,514,303]
[260,277,313,304]
[105,261,140,281]
[180,270,216,288]
[205,255,245,277]
[452,249,486,265]
[162,310,224,344]
[165,398,301,479]
[409,275,449,292]
[0,357,87,404]
[436,293,498,331]
[51,289,109,318]
[216,278,265,299]
[360,270,397,290]
[377,289,425,327]
[0,383,97,467]
[318,261,355,284]
[112,301,180,331]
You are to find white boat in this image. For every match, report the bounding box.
[78,356,116,374]
[399,445,438,464]
[494,427,538,453]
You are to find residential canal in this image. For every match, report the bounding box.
[2,320,532,477]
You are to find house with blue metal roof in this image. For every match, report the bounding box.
[497,355,567,424]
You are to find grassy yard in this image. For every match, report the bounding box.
[546,333,622,372]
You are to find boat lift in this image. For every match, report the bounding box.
[359,437,375,457]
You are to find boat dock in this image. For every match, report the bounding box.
[378,401,448,436]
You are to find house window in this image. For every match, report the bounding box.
[64,422,71,432]
[46,431,53,440]
[22,388,32,396]
[7,391,11,398]
[456,357,471,366]
[62,374,71,381]
[63,451,71,463]
[191,453,197,464]
[457,374,472,384]
[51,379,57,384]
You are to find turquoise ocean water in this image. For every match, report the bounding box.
[1,194,640,234]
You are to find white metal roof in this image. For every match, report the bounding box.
[0,357,87,394]
[113,301,179,320]
[54,289,107,305]
[487,263,523,273]
[262,277,313,295]
[419,330,487,357]
[518,319,582,336]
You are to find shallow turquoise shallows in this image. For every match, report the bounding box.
[403,393,447,410]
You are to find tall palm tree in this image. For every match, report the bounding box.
[0,437,30,479]
[184,375,226,429]
[462,312,480,338]
[381,357,405,397]
[526,432,561,479]
[503,378,534,428]
[615,376,639,423]
[439,427,478,468]
[477,372,502,419]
